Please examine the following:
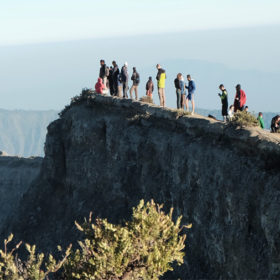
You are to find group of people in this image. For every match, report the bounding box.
[216,84,247,122]
[216,84,279,133]
[96,60,140,100]
[95,59,279,133]
[96,60,169,106]
[174,73,196,114]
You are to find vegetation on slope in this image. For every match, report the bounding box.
[0,200,190,280]
[231,110,258,127]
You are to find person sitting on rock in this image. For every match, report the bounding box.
[271,115,280,133]
[95,77,105,94]
[228,105,234,120]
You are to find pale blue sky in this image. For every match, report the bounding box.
[0,1,280,112]
[1,0,280,45]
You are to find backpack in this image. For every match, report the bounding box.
[135,74,140,84]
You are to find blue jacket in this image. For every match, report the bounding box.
[186,80,196,94]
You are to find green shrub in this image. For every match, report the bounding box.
[63,200,191,280]
[1,200,190,279]
[231,110,258,127]
[0,234,71,280]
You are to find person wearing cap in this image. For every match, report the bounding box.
[121,62,129,98]
[130,67,140,100]
[156,64,166,107]
[218,84,228,122]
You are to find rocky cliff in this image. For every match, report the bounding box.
[2,92,280,279]
[0,156,42,226]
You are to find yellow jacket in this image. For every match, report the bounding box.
[158,72,166,88]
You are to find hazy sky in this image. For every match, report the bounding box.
[1,0,280,45]
[0,1,279,113]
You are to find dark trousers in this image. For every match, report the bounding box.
[123,83,128,98]
[222,102,228,116]
[176,89,182,109]
[113,80,118,96]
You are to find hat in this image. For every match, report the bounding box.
[124,62,128,67]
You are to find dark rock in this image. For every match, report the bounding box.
[1,93,280,279]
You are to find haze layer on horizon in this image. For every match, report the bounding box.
[1,0,280,46]
[0,1,279,113]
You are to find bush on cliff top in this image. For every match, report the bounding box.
[1,200,191,280]
[231,110,258,127]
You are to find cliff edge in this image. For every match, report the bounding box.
[2,92,280,279]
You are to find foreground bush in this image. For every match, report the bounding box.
[1,200,190,279]
[63,200,191,280]
[231,110,258,127]
[0,234,71,280]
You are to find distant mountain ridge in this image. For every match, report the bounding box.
[0,107,276,157]
[0,109,58,157]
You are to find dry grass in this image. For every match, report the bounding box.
[174,109,191,117]
[139,96,154,104]
[231,110,258,127]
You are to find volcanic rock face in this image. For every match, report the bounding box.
[2,93,280,279]
[0,156,42,226]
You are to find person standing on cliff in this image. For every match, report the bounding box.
[112,61,120,96]
[257,112,265,129]
[234,84,246,112]
[174,74,181,109]
[185,74,196,115]
[130,67,140,100]
[99,60,107,86]
[121,62,129,98]
[156,64,166,107]
[146,76,154,98]
[218,84,229,122]
[108,66,114,96]
[117,72,123,98]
